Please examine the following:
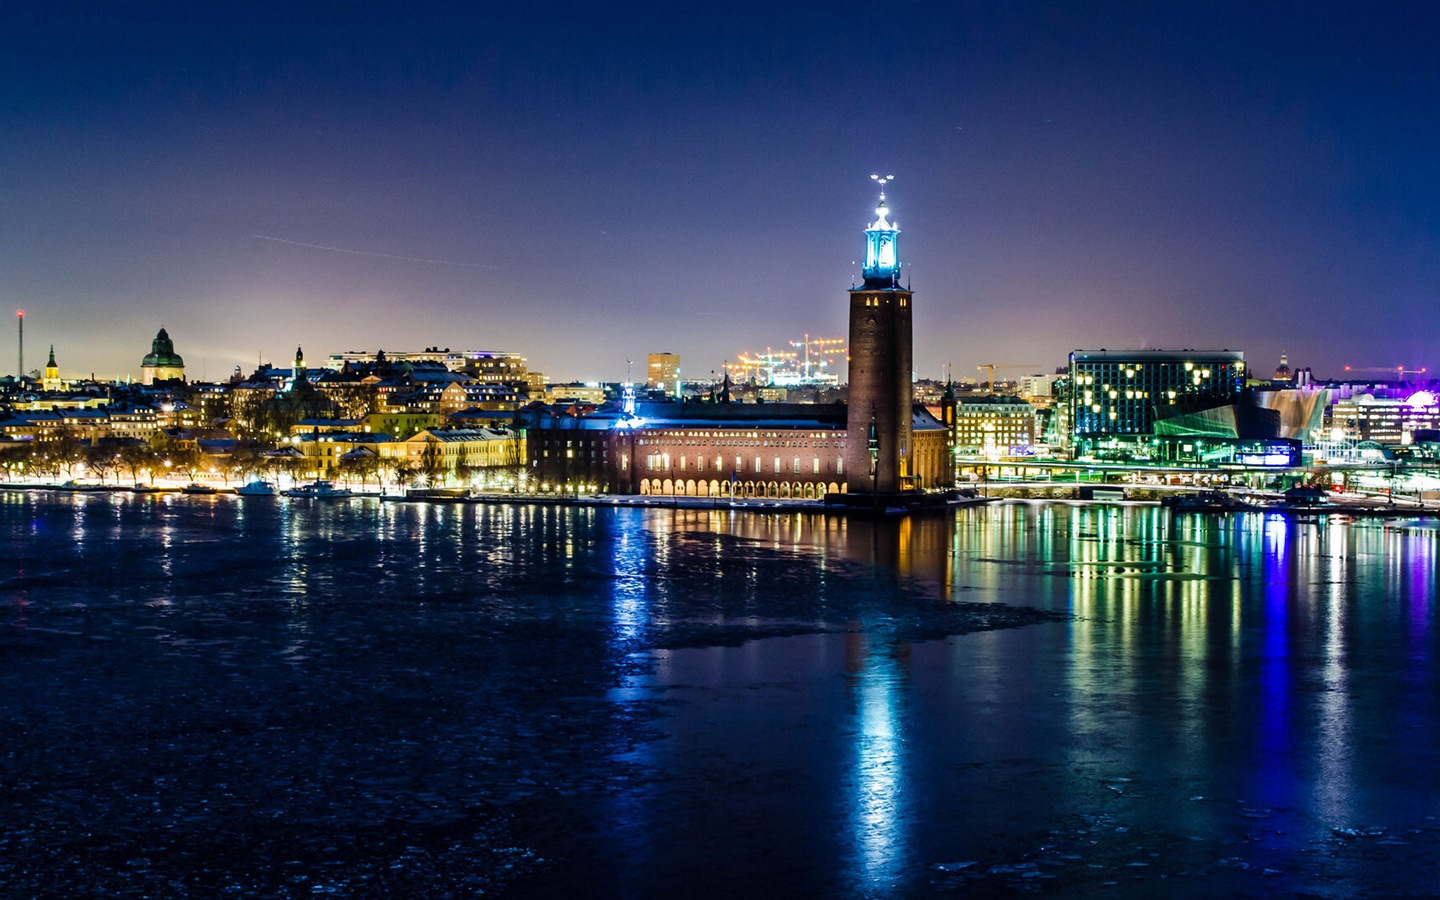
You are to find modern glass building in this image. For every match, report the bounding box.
[1068,349,1246,439]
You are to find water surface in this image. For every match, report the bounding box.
[2,491,1437,897]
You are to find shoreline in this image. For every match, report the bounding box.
[2,480,1434,519]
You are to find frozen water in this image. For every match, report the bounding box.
[3,492,1440,896]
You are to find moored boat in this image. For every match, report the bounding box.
[58,480,107,492]
[282,480,353,499]
[236,480,278,496]
[181,483,218,495]
[1161,490,1257,512]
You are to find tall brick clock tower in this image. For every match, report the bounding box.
[846,176,913,495]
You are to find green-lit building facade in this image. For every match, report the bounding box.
[1069,349,1247,448]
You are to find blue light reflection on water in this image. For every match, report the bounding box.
[1258,514,1292,817]
[604,512,657,885]
[845,631,910,892]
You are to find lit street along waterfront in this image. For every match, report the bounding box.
[2,491,1438,897]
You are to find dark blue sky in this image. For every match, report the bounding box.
[3,1,1437,382]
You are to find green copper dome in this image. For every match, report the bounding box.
[142,327,185,368]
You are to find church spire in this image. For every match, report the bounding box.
[42,345,60,391]
[290,346,307,392]
[862,174,901,288]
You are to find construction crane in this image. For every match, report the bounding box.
[787,334,846,380]
[976,363,1041,392]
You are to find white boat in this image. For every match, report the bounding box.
[236,480,277,496]
[282,480,353,499]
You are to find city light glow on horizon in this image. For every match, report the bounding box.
[1,4,1437,383]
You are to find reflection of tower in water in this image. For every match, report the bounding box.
[843,630,913,891]
[843,516,955,599]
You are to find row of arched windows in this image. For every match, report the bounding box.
[637,479,846,499]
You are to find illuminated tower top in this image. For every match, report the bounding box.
[862,174,901,288]
[43,345,61,391]
[290,346,307,392]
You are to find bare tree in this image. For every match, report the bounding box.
[453,445,478,489]
[84,444,119,484]
[419,436,446,487]
[119,444,155,483]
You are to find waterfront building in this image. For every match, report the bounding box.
[0,402,161,445]
[1069,349,1246,441]
[1328,391,1440,447]
[621,402,849,499]
[522,397,950,498]
[401,427,525,486]
[1254,387,1331,442]
[293,431,396,479]
[140,328,186,385]
[520,183,948,498]
[522,402,621,493]
[948,395,1037,458]
[845,178,914,494]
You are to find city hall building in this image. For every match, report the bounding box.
[524,183,951,498]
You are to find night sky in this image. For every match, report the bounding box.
[3,1,1438,384]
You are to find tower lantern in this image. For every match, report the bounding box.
[862,174,901,287]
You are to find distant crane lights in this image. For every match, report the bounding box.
[726,335,848,386]
[1343,364,1429,382]
[789,334,846,380]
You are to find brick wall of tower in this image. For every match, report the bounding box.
[845,288,913,493]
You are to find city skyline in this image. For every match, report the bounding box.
[4,1,1438,383]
